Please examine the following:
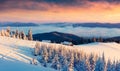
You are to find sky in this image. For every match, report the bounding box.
[0,0,120,23]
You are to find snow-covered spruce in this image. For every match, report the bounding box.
[0,28,33,40]
[34,42,120,71]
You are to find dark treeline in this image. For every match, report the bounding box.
[33,31,120,45]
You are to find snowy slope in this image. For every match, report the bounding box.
[75,42,120,61]
[0,36,120,71]
[0,36,56,71]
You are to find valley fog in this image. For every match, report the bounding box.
[0,25,120,38]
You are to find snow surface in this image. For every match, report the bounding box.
[75,42,120,61]
[0,36,120,71]
[0,36,56,71]
[0,58,55,71]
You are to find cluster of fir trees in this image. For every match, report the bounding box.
[34,42,120,71]
[0,27,11,37]
[0,27,33,40]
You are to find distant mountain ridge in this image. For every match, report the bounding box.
[72,23,120,28]
[40,23,120,28]
[33,31,87,45]
[105,36,120,43]
[0,22,38,27]
[0,22,120,28]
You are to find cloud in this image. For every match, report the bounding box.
[0,0,49,11]
[33,0,91,8]
[0,0,120,12]
[34,0,120,6]
[89,0,120,3]
[1,0,120,11]
[0,0,6,3]
[1,0,120,23]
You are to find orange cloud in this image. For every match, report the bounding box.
[0,0,120,23]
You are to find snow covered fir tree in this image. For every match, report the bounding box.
[0,27,33,40]
[34,42,120,71]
